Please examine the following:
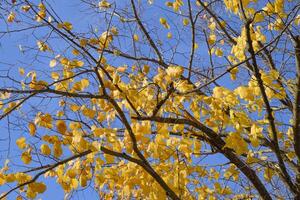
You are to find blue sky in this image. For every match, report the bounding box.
[0,0,255,199]
[0,0,298,199]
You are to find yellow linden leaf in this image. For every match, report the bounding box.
[167,32,172,39]
[160,17,166,24]
[235,86,254,101]
[72,78,88,91]
[110,26,118,35]
[133,34,139,41]
[56,120,67,134]
[51,72,60,81]
[208,34,216,45]
[5,174,15,183]
[99,0,111,8]
[21,5,31,12]
[63,22,73,31]
[53,142,62,158]
[70,104,80,112]
[73,60,84,67]
[21,151,32,164]
[29,80,48,90]
[37,41,49,52]
[81,106,96,119]
[79,175,88,187]
[166,65,184,78]
[81,78,89,88]
[40,144,51,155]
[224,132,248,155]
[29,182,47,193]
[264,167,275,182]
[159,17,170,29]
[72,49,80,56]
[7,12,16,23]
[143,65,150,74]
[79,39,88,47]
[19,67,25,76]
[215,48,223,57]
[224,164,239,181]
[117,65,127,73]
[16,195,23,200]
[66,168,77,178]
[183,18,189,26]
[295,15,300,26]
[194,43,199,49]
[250,124,263,147]
[49,59,57,67]
[28,122,36,136]
[36,10,46,22]
[16,137,27,149]
[35,113,53,129]
[99,31,113,49]
[26,188,37,199]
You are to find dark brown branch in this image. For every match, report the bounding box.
[245,20,297,194]
[133,115,272,200]
[292,35,300,196]
[130,0,164,64]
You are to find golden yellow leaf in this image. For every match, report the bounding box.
[28,122,36,136]
[21,151,32,164]
[56,120,67,134]
[40,144,51,155]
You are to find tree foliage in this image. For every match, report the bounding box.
[0,0,300,199]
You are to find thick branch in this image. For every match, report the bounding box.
[245,20,297,194]
[133,115,272,200]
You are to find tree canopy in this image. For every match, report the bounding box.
[0,0,300,199]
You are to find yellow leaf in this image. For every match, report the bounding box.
[53,142,62,158]
[16,137,27,149]
[110,26,118,35]
[133,34,139,41]
[29,182,47,193]
[40,144,51,155]
[81,106,96,119]
[208,34,216,45]
[79,39,88,47]
[7,12,16,23]
[99,0,111,8]
[21,5,31,12]
[166,65,184,78]
[72,49,80,56]
[215,48,223,57]
[63,22,73,31]
[224,132,248,155]
[70,104,80,112]
[56,120,67,134]
[49,59,57,67]
[19,67,25,76]
[81,78,89,88]
[29,80,48,90]
[51,72,60,81]
[117,65,127,73]
[160,17,170,29]
[183,18,189,26]
[37,41,49,52]
[79,175,88,187]
[264,167,275,182]
[35,113,53,129]
[21,151,32,164]
[73,60,84,67]
[28,122,36,136]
